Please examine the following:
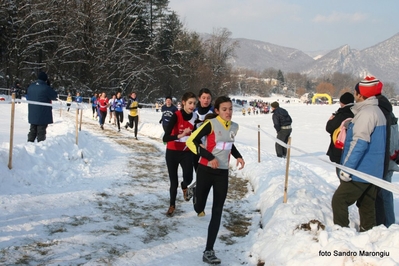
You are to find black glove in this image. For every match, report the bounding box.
[159,119,162,124]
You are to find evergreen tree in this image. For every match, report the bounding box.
[277,69,285,84]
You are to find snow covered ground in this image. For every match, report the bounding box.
[0,94,399,265]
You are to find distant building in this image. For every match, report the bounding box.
[262,78,279,86]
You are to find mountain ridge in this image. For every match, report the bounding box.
[228,32,399,86]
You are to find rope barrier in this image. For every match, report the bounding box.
[259,127,399,194]
[0,98,88,110]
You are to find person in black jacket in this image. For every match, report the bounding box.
[192,88,214,171]
[325,92,355,176]
[159,96,178,132]
[12,82,22,101]
[271,101,292,158]
[375,93,396,227]
[27,71,58,142]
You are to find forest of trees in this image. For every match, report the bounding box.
[1,0,396,102]
[0,0,238,101]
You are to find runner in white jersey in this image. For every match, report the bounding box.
[193,88,214,172]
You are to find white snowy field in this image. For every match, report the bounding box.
[0,94,399,266]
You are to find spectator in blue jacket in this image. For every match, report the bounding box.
[332,76,386,232]
[27,71,58,142]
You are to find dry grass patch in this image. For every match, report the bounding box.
[220,171,253,245]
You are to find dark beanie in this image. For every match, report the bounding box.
[271,101,279,108]
[38,71,48,81]
[339,92,354,105]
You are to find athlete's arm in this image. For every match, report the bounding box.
[162,113,179,142]
[231,144,243,159]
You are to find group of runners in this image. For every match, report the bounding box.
[87,88,245,264]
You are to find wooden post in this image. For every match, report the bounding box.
[75,108,79,145]
[258,125,260,163]
[79,107,83,131]
[283,137,292,203]
[8,93,16,169]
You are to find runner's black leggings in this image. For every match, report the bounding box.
[165,149,193,207]
[194,164,229,251]
[128,115,139,137]
[115,111,124,130]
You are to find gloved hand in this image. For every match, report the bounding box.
[339,170,352,182]
[159,119,162,124]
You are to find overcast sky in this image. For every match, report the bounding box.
[168,0,399,52]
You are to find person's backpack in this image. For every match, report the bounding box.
[333,118,352,149]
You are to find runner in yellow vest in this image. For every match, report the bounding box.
[125,92,142,139]
[66,93,72,112]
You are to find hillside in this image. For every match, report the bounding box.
[229,33,399,86]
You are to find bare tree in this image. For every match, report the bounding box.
[202,28,238,96]
[329,72,357,97]
[316,82,336,96]
[382,82,396,99]
[261,67,278,80]
[285,72,309,90]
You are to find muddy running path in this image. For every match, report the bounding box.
[1,113,256,265]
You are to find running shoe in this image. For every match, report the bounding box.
[166,206,175,217]
[182,188,189,201]
[203,250,221,264]
[186,185,195,201]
